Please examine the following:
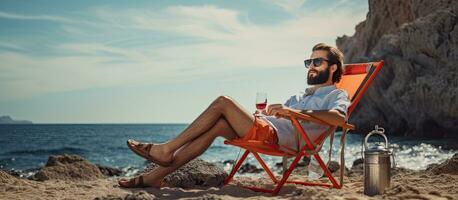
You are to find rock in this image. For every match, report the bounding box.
[97,165,123,177]
[239,163,263,173]
[350,158,364,172]
[32,154,104,181]
[327,161,340,173]
[352,158,364,167]
[336,0,458,138]
[141,158,227,188]
[2,170,22,178]
[274,156,328,172]
[124,191,155,200]
[301,156,311,167]
[427,153,458,175]
[0,170,18,184]
[4,168,40,179]
[45,154,85,166]
[426,163,439,171]
[94,195,123,200]
[349,158,364,176]
[276,156,310,169]
[222,160,235,165]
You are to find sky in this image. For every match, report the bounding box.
[0,0,368,123]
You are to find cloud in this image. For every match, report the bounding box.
[0,42,27,51]
[0,3,367,101]
[267,0,307,13]
[0,11,76,23]
[89,4,364,67]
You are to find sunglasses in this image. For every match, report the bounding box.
[304,58,329,68]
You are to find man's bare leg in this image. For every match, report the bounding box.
[143,96,254,165]
[120,117,239,187]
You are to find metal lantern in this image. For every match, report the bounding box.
[363,125,394,196]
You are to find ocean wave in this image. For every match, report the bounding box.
[120,166,145,177]
[203,142,457,172]
[390,143,456,170]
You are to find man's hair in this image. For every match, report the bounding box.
[312,43,344,83]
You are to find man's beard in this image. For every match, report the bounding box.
[307,66,330,85]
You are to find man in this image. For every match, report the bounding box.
[118,43,350,188]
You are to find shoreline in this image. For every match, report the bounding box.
[3,141,457,177]
[3,144,458,178]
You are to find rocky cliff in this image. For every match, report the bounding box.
[0,115,33,124]
[337,0,458,138]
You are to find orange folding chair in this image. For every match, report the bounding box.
[223,61,384,195]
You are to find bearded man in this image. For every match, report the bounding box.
[119,43,350,188]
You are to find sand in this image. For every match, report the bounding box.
[1,168,457,200]
[2,153,458,200]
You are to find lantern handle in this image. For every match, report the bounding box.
[364,125,388,151]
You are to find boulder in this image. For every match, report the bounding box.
[349,158,364,176]
[327,161,340,173]
[275,156,310,169]
[97,165,123,177]
[336,0,458,138]
[32,154,104,181]
[238,163,262,173]
[141,158,227,188]
[222,160,235,165]
[427,153,458,175]
[0,170,19,184]
[352,158,364,167]
[4,168,40,179]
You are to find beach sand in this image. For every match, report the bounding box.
[1,164,457,200]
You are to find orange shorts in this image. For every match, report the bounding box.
[241,116,278,145]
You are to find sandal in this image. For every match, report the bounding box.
[118,175,146,188]
[127,139,173,167]
[118,176,168,188]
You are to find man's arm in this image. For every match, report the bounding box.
[299,109,346,126]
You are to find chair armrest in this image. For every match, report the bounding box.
[277,110,355,130]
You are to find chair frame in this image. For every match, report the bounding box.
[223,61,384,195]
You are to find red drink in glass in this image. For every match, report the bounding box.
[255,92,267,114]
[256,102,267,110]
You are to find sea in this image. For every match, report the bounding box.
[1,124,456,177]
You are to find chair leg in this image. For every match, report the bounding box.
[313,153,340,188]
[224,150,250,185]
[272,152,304,195]
[252,152,277,183]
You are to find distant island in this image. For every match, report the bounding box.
[0,115,33,124]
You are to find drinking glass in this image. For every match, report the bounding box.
[255,92,267,114]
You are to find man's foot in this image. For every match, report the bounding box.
[118,175,165,188]
[127,139,173,167]
[118,175,146,188]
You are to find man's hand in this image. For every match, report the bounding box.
[267,104,299,117]
[254,109,268,115]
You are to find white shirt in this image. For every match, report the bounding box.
[262,85,350,151]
